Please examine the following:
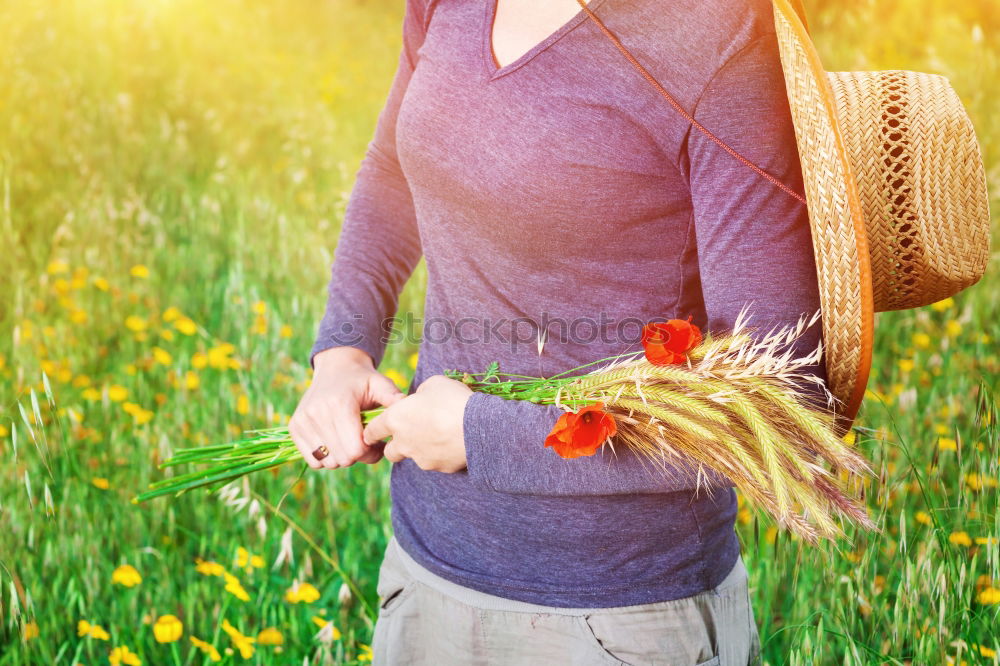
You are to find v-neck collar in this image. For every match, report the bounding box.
[482,0,610,82]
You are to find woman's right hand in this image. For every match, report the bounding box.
[290,346,406,470]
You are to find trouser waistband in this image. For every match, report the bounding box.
[388,535,745,616]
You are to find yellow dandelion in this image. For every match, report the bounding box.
[92,478,110,490]
[945,319,962,337]
[311,616,343,639]
[194,558,225,577]
[47,260,69,275]
[70,309,89,324]
[129,264,149,279]
[236,394,250,415]
[174,317,197,336]
[184,371,200,390]
[974,645,997,658]
[937,437,957,451]
[252,314,267,335]
[977,587,1000,604]
[915,511,931,526]
[207,344,234,369]
[383,368,409,390]
[108,644,141,666]
[252,301,267,315]
[190,352,208,370]
[948,531,972,547]
[279,324,293,339]
[111,564,142,587]
[108,385,128,402]
[357,643,373,662]
[930,296,954,311]
[153,614,183,643]
[162,306,181,322]
[93,276,110,291]
[235,546,265,570]
[190,636,222,662]
[285,582,321,604]
[125,315,147,332]
[221,619,255,659]
[82,387,101,401]
[911,332,931,349]
[222,572,250,602]
[24,621,39,641]
[897,358,914,373]
[132,407,153,425]
[152,347,172,365]
[256,627,284,646]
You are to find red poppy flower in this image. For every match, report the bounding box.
[641,316,703,365]
[544,403,617,459]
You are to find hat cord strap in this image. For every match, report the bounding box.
[574,0,807,206]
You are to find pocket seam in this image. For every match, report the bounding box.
[578,613,722,666]
[378,579,419,618]
[575,615,629,666]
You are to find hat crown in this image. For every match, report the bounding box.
[771,0,991,435]
[827,69,991,312]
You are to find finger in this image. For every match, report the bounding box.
[383,439,406,464]
[414,375,440,393]
[363,410,394,446]
[290,416,333,470]
[301,400,345,469]
[368,373,406,408]
[308,410,343,470]
[357,441,386,465]
[330,401,369,466]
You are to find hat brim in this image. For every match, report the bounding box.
[771,0,875,437]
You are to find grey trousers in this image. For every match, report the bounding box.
[371,536,762,666]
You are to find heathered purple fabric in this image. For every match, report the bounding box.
[309,0,829,607]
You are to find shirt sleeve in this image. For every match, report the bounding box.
[309,0,430,370]
[462,28,829,497]
[683,29,830,415]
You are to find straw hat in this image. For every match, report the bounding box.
[771,0,991,437]
[578,0,990,438]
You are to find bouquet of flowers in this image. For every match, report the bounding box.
[133,305,880,545]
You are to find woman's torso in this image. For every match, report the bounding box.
[388,0,781,607]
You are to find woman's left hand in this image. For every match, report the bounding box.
[362,374,473,473]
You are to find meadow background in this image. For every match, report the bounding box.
[1,0,997,663]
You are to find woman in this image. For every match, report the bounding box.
[291,0,827,662]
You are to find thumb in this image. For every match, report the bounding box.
[369,373,406,408]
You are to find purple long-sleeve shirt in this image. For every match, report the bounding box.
[310,0,828,607]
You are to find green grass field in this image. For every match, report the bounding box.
[1,0,997,663]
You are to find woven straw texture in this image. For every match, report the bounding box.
[771,0,874,435]
[827,70,991,312]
